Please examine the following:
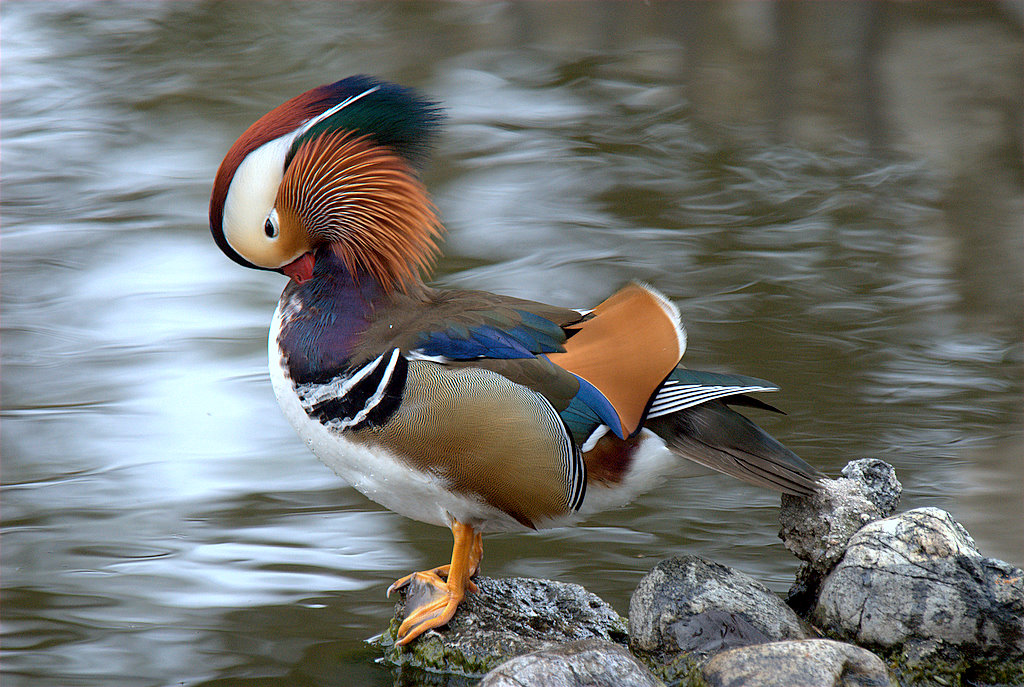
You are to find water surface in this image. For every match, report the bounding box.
[2,3,1021,686]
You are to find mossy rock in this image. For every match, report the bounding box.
[376,576,628,679]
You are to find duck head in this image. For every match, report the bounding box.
[209,76,444,289]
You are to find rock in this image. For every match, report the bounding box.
[779,459,901,612]
[702,639,893,687]
[378,576,628,677]
[841,459,902,517]
[890,636,1024,686]
[813,507,1024,664]
[629,555,811,665]
[479,638,665,687]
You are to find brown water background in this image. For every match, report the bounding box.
[2,2,1021,686]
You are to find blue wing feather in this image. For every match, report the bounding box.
[513,310,567,353]
[559,374,624,441]
[412,308,568,360]
[408,305,623,443]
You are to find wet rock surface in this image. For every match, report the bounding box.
[478,638,664,687]
[780,459,901,613]
[812,507,1024,662]
[379,576,627,678]
[839,459,902,517]
[628,555,811,663]
[376,461,1022,686]
[702,639,893,687]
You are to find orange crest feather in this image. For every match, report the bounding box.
[276,132,443,291]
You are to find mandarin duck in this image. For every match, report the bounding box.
[209,75,821,646]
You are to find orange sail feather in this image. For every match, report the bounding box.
[546,283,684,437]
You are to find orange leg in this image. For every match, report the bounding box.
[386,520,482,645]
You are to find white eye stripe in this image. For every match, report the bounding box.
[222,133,294,267]
[222,86,382,268]
[295,85,381,141]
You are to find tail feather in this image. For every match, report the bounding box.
[645,399,821,496]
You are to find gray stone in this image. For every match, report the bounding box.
[813,507,1024,661]
[479,638,665,687]
[893,636,1024,686]
[779,459,902,573]
[702,639,893,687]
[379,576,628,677]
[779,460,901,612]
[841,459,902,517]
[629,555,811,663]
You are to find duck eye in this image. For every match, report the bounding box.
[264,210,279,239]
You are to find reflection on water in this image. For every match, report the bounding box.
[2,2,1021,686]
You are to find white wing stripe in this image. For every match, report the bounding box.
[647,384,776,418]
[648,388,773,406]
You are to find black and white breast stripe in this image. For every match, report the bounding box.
[563,437,586,513]
[647,379,777,419]
[295,348,408,432]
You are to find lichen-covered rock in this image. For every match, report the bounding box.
[813,507,1024,663]
[629,555,811,664]
[702,639,893,687]
[779,478,880,571]
[378,577,628,677]
[479,638,665,687]
[840,459,902,517]
[779,459,901,612]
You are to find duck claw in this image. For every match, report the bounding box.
[388,521,483,645]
